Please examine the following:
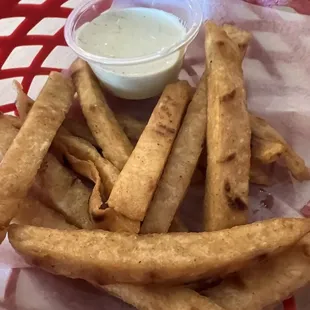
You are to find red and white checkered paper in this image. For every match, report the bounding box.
[1,0,310,309]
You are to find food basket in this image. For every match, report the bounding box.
[0,0,309,309]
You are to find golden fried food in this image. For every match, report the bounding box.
[250,159,273,186]
[108,81,193,222]
[0,117,93,229]
[204,22,251,231]
[0,72,74,241]
[13,195,76,230]
[250,114,310,181]
[222,24,252,58]
[14,80,33,122]
[8,218,310,285]
[204,233,310,310]
[141,73,207,233]
[71,58,133,170]
[63,118,98,147]
[53,128,119,198]
[95,208,140,233]
[251,135,285,164]
[115,113,146,144]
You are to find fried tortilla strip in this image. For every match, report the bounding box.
[71,59,133,170]
[96,208,140,233]
[0,72,74,240]
[0,117,93,229]
[63,118,98,147]
[13,195,76,230]
[222,24,252,58]
[108,81,193,222]
[52,130,138,232]
[14,81,99,148]
[53,128,119,198]
[0,113,22,129]
[204,22,251,231]
[2,116,136,232]
[8,218,310,285]
[251,135,285,164]
[64,153,139,233]
[0,114,20,159]
[141,74,206,233]
[65,154,104,217]
[14,85,118,206]
[204,234,310,310]
[250,159,273,186]
[36,153,94,229]
[115,114,146,144]
[14,80,33,122]
[104,285,224,310]
[250,114,310,181]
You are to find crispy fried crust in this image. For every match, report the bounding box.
[13,195,76,230]
[141,73,207,233]
[71,59,133,170]
[204,234,310,310]
[108,81,193,222]
[0,116,93,230]
[204,22,251,231]
[250,114,310,181]
[0,72,74,239]
[8,218,310,285]
[53,128,119,198]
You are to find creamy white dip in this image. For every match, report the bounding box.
[76,7,186,99]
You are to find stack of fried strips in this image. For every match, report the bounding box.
[0,21,310,310]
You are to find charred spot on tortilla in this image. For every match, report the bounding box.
[233,197,248,211]
[157,123,176,136]
[226,191,248,211]
[218,152,236,163]
[224,181,231,193]
[161,104,173,118]
[222,89,236,102]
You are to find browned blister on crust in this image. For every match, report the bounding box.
[141,73,207,233]
[0,72,74,239]
[250,114,310,181]
[71,59,133,170]
[104,284,225,310]
[204,22,251,231]
[204,233,310,310]
[8,218,310,285]
[107,81,193,222]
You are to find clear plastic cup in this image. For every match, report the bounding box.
[65,0,202,100]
